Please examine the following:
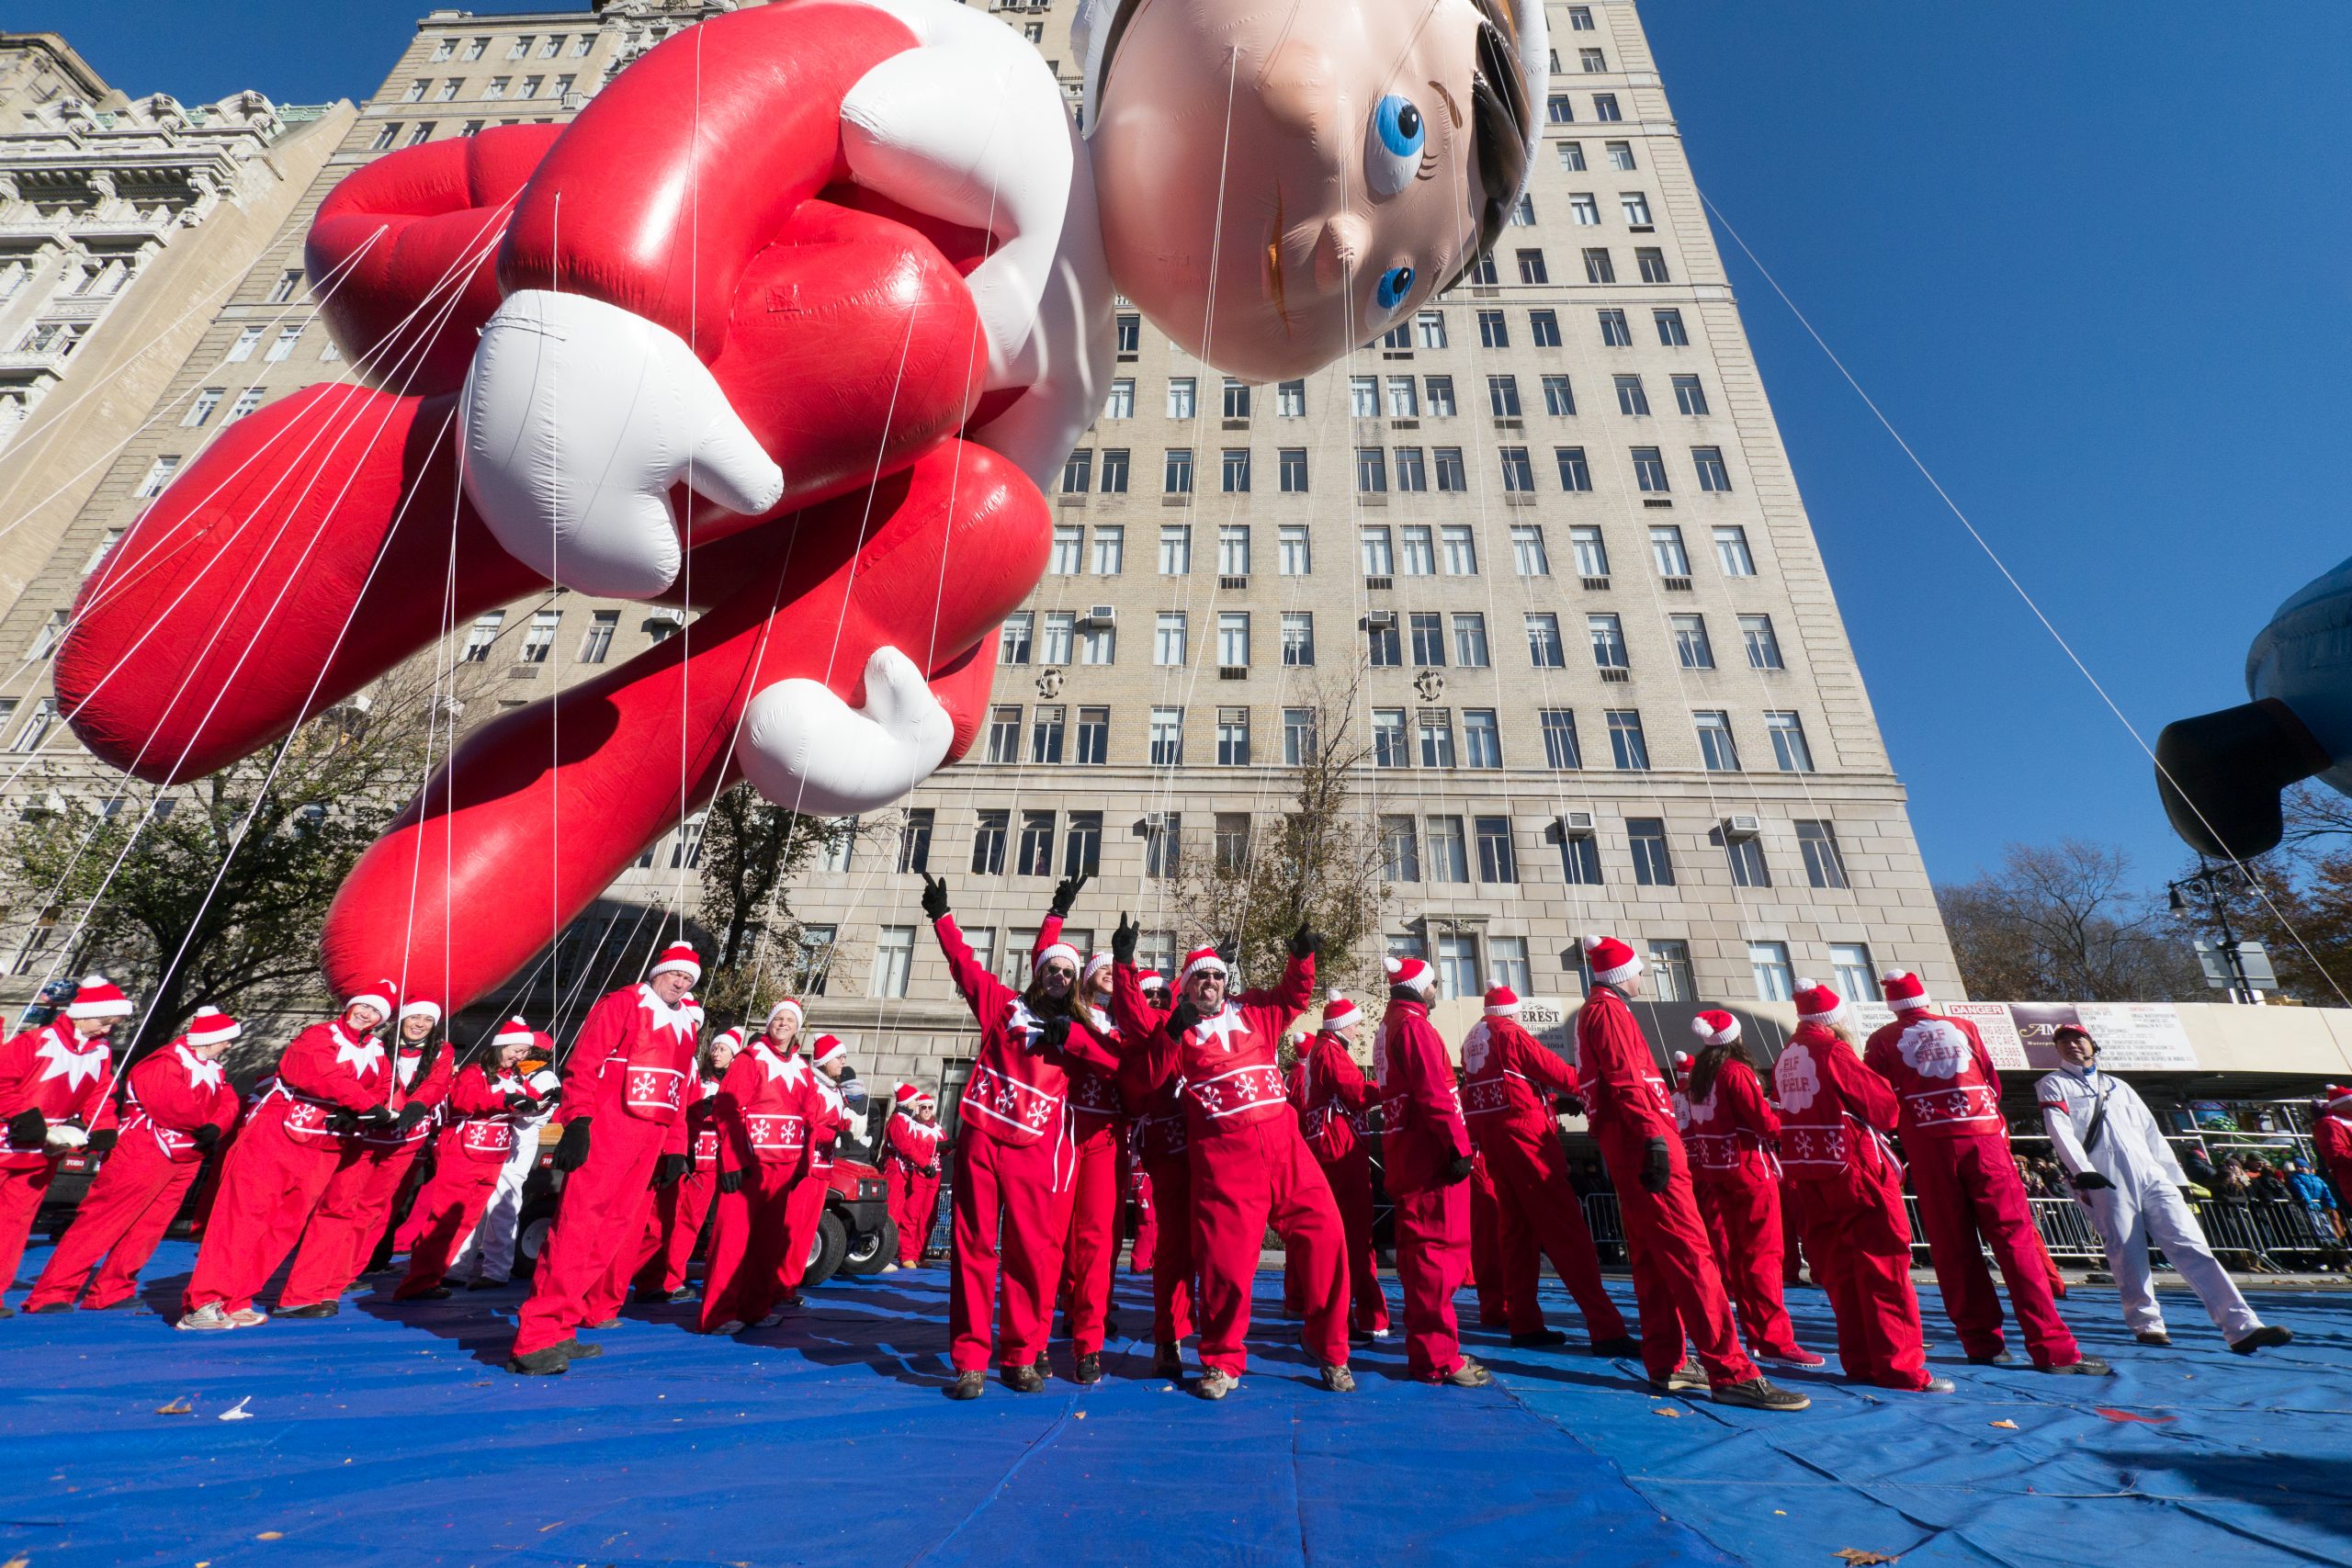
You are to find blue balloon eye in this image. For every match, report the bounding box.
[1374,95,1424,157]
[1376,265,1415,311]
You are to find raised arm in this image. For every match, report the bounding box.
[1238,942,1316,1034]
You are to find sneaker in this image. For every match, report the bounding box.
[587,1316,622,1330]
[1153,1341,1185,1380]
[1917,1376,1956,1393]
[1074,1352,1103,1385]
[945,1370,986,1401]
[405,1286,454,1302]
[660,1287,695,1304]
[1965,1348,2017,1366]
[1712,1376,1810,1411]
[1442,1358,1494,1388]
[1509,1328,1569,1348]
[706,1320,746,1336]
[777,1292,805,1310]
[177,1303,235,1332]
[879,1263,900,1274]
[1320,1362,1357,1393]
[2229,1325,2293,1355]
[1589,1335,1643,1359]
[1651,1360,1710,1394]
[228,1308,268,1327]
[28,1301,72,1314]
[2041,1356,2112,1376]
[506,1346,570,1376]
[1370,1326,1396,1342]
[2135,1330,2174,1348]
[1758,1347,1828,1370]
[554,1337,603,1359]
[1003,1361,1046,1394]
[1196,1367,1239,1401]
[0,1304,13,1319]
[277,1302,339,1319]
[755,1311,786,1328]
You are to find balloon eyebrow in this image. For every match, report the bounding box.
[1429,78,1464,129]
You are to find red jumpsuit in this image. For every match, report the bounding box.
[1863,1010,2080,1369]
[1375,996,1474,1380]
[1774,1022,1931,1389]
[881,1109,945,1267]
[1122,1069,1196,1348]
[510,984,697,1359]
[1682,1058,1807,1360]
[1466,1148,1505,1326]
[0,1020,117,1305]
[281,1039,452,1307]
[1463,1016,1628,1345]
[1057,1010,1128,1358]
[186,1020,394,1315]
[1119,955,1348,1377]
[1125,1144,1156,1272]
[2318,1110,2352,1217]
[936,912,1119,1373]
[1283,1029,1387,1334]
[396,1063,537,1298]
[1576,986,1758,1389]
[27,1040,232,1310]
[634,1074,722,1293]
[700,1035,827,1330]
[777,1065,850,1296]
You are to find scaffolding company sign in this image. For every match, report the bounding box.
[1826,999,2195,1073]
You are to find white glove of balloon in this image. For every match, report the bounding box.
[460,290,785,599]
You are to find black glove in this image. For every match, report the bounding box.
[1164,999,1201,1040]
[503,1093,532,1112]
[1049,870,1091,919]
[87,1128,118,1155]
[1639,1138,1672,1194]
[396,1101,432,1131]
[1555,1092,1586,1118]
[921,1163,941,1179]
[1036,1014,1073,1055]
[718,1168,746,1195]
[2070,1170,2113,1192]
[1445,1154,1476,1184]
[652,1152,690,1189]
[357,1104,397,1130]
[7,1109,46,1147]
[1214,933,1239,965]
[1113,913,1139,965]
[553,1117,593,1173]
[920,873,951,922]
[325,1111,360,1135]
[191,1122,222,1150]
[1289,923,1321,959]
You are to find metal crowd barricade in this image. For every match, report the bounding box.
[1581,1192,1627,1267]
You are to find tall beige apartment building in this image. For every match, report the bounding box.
[0,0,1958,1100]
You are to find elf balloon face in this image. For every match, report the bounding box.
[1092,0,1528,380]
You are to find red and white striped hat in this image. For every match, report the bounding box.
[1580,935,1642,987]
[649,942,701,983]
[812,1034,849,1067]
[2324,1085,2352,1112]
[1691,1010,1740,1046]
[901,1083,936,1109]
[345,978,398,1020]
[1082,951,1114,985]
[707,1025,745,1055]
[1671,1050,1692,1073]
[1180,946,1227,984]
[1321,991,1362,1032]
[767,998,805,1030]
[185,1007,240,1045]
[399,998,442,1026]
[680,995,705,1025]
[1385,953,1435,996]
[1484,985,1521,1018]
[1139,970,1169,992]
[1038,941,1082,976]
[1792,978,1846,1024]
[493,1016,535,1047]
[65,975,133,1020]
[1881,971,1931,1013]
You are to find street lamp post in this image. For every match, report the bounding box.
[2169,861,2257,1003]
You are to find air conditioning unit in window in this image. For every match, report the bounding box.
[1364,610,1399,629]
[1139,811,1170,831]
[1080,604,1116,626]
[1723,814,1762,838]
[1561,809,1597,833]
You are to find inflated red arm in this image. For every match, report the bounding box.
[496,1,919,361]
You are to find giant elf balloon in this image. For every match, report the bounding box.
[55,0,1546,1010]
[2158,560,2352,858]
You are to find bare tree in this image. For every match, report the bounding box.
[1174,668,1392,994]
[1934,840,2202,1003]
[695,785,872,1023]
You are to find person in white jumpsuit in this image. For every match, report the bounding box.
[2037,1025,2290,1353]
[453,1058,562,1289]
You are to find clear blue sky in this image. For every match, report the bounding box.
[34,2,2352,887]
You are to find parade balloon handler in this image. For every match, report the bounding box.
[880,1083,948,1270]
[1,976,135,1314]
[1680,1012,1822,1369]
[699,1012,831,1337]
[395,1021,552,1301]
[1060,915,1136,1383]
[1110,926,1194,1379]
[631,1025,739,1303]
[1283,991,1391,1341]
[775,1033,860,1309]
[2039,1024,2291,1354]
[1374,955,1483,1387]
[55,0,1547,1024]
[451,1027,560,1290]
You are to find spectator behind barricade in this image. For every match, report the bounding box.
[2180,1145,2221,1197]
[2286,1157,2339,1230]
[2246,1159,2293,1205]
[2014,1156,2043,1198]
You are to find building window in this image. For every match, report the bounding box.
[1410,612,1446,668]
[1464,710,1502,769]
[986,705,1023,763]
[1580,46,1607,71]
[1214,812,1251,870]
[1655,308,1689,347]
[1079,616,1115,665]
[1217,611,1250,667]
[1568,525,1609,578]
[1105,379,1135,419]
[1570,192,1600,227]
[1614,374,1649,417]
[1560,141,1588,171]
[1593,94,1622,121]
[28,611,66,661]
[1064,811,1102,876]
[1092,525,1125,574]
[1510,195,1536,226]
[1000,612,1034,664]
[1351,377,1380,417]
[1510,525,1551,577]
[1163,448,1193,494]
[1014,810,1057,876]
[1693,446,1733,492]
[1569,6,1595,28]
[1048,525,1083,575]
[227,388,264,423]
[1541,374,1575,416]
[1395,447,1427,491]
[1278,448,1309,491]
[1547,95,1575,125]
[1362,526,1395,577]
[1672,613,1713,670]
[1221,448,1251,492]
[1216,707,1251,766]
[1540,708,1582,770]
[1425,376,1457,416]
[1426,816,1469,882]
[971,810,1010,874]
[1829,942,1874,1001]
[1030,704,1066,763]
[1741,614,1783,670]
[1713,525,1756,576]
[1671,375,1709,417]
[1453,614,1489,668]
[407,123,435,146]
[83,528,123,581]
[1116,313,1140,353]
[1487,374,1521,418]
[1415,311,1448,349]
[1222,378,1251,419]
[1588,613,1627,671]
[184,387,224,426]
[1373,707,1408,766]
[1279,525,1312,575]
[1498,446,1536,493]
[1418,709,1455,768]
[1598,309,1631,347]
[1526,613,1566,669]
[1279,380,1307,417]
[1631,446,1670,492]
[1647,940,1693,1001]
[1440,525,1478,575]
[1515,249,1549,285]
[1368,615,1402,668]
[519,608,560,663]
[1634,247,1670,284]
[1617,191,1653,227]
[1148,707,1184,766]
[1767,711,1815,773]
[1283,705,1318,765]
[869,926,915,998]
[1582,247,1615,285]
[1148,526,1192,580]
[1387,376,1419,416]
[897,809,933,874]
[1437,932,1482,998]
[1144,812,1182,876]
[1400,525,1434,576]
[1100,449,1130,492]
[670,812,707,870]
[1281,611,1315,666]
[1799,820,1851,889]
[461,612,503,661]
[133,456,181,498]
[1356,446,1387,494]
[1060,450,1092,493]
[1555,446,1592,491]
[1154,612,1188,665]
[1749,942,1794,1003]
[1478,310,1509,349]
[1694,710,1740,773]
[1627,817,1673,886]
[818,821,855,874]
[1608,710,1650,771]
[1434,446,1467,490]
[1560,825,1603,886]
[372,123,401,151]
[1381,816,1420,881]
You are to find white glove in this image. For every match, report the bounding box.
[460,290,785,599]
[45,1122,89,1151]
[738,647,955,816]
